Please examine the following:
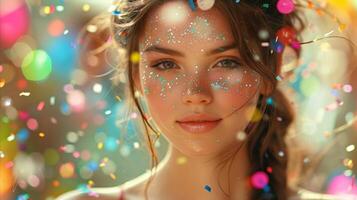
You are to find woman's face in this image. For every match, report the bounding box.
[135,1,263,157]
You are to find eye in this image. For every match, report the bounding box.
[214,58,242,69]
[151,60,178,70]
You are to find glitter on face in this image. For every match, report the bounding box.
[180,16,226,43]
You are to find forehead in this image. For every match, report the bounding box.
[138,0,234,51]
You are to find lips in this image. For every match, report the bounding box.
[177,113,221,123]
[176,113,222,134]
[176,120,222,134]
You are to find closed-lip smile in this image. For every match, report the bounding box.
[176,113,222,134]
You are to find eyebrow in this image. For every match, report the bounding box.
[142,43,238,57]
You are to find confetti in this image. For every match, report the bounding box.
[110,173,116,180]
[236,131,247,141]
[37,101,45,111]
[93,83,103,93]
[176,156,187,165]
[38,132,45,137]
[346,145,355,152]
[251,171,269,189]
[48,19,65,37]
[27,118,39,130]
[188,0,196,11]
[19,92,30,96]
[50,96,56,105]
[130,52,140,64]
[59,162,75,178]
[204,184,212,192]
[276,0,295,14]
[82,4,91,12]
[7,134,15,141]
[197,0,215,11]
[112,10,121,15]
[342,84,353,93]
[0,78,5,88]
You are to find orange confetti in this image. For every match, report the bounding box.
[315,8,324,16]
[52,180,60,187]
[0,79,5,88]
[307,0,314,8]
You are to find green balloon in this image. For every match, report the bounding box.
[21,50,52,81]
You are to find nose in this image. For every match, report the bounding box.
[182,79,212,105]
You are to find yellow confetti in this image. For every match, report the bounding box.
[82,4,91,12]
[338,23,346,32]
[176,156,187,165]
[245,106,262,122]
[110,173,116,180]
[88,180,94,186]
[97,142,103,150]
[44,6,51,14]
[343,158,353,169]
[39,132,45,138]
[130,52,140,64]
[115,95,122,102]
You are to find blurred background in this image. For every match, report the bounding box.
[0,0,357,199]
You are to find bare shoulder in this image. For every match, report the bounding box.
[55,186,124,200]
[56,171,153,200]
[289,187,353,200]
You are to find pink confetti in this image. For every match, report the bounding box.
[343,84,353,93]
[27,118,39,130]
[73,151,80,158]
[37,101,45,111]
[276,0,295,14]
[325,99,344,111]
[5,161,14,169]
[18,111,30,121]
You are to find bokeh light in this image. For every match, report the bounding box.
[21,50,52,81]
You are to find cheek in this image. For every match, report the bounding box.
[139,70,181,126]
[209,69,261,110]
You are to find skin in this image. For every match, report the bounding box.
[130,1,264,200]
[56,1,267,200]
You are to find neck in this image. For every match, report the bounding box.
[148,142,252,200]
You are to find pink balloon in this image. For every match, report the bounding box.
[0,2,30,49]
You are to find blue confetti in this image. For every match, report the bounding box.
[112,10,121,15]
[16,128,29,142]
[188,0,196,11]
[266,97,274,105]
[204,184,212,192]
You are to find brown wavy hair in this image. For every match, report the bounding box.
[106,0,305,199]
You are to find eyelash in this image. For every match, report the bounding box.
[150,58,243,71]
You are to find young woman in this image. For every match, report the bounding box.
[56,0,329,199]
